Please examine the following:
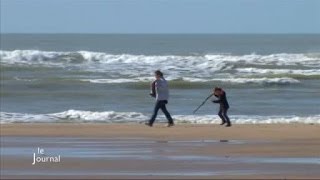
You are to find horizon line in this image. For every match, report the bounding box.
[1,32,320,35]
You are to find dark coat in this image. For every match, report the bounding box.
[213,91,229,109]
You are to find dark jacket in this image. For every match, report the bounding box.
[150,81,156,98]
[213,91,229,109]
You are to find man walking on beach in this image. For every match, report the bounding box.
[145,70,174,127]
[213,87,231,127]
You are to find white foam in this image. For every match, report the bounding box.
[80,77,153,84]
[13,77,39,82]
[0,50,69,65]
[1,50,319,70]
[211,77,300,84]
[181,77,301,84]
[0,110,148,123]
[53,110,148,122]
[1,110,319,124]
[2,50,319,85]
[175,115,320,124]
[236,68,320,76]
[80,77,300,85]
[204,53,320,67]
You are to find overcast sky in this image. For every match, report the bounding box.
[1,0,319,33]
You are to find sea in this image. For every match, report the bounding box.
[1,34,319,124]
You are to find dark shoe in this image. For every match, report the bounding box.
[166,123,175,127]
[226,124,232,127]
[220,122,226,125]
[145,122,153,127]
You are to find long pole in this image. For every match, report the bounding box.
[193,93,214,114]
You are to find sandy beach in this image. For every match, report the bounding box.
[2,0,320,179]
[1,123,320,142]
[1,123,320,179]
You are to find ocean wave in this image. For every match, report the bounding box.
[80,77,300,85]
[1,50,319,71]
[80,77,153,84]
[183,77,300,84]
[1,110,319,124]
[0,110,148,123]
[2,50,319,85]
[174,115,320,124]
[236,68,320,76]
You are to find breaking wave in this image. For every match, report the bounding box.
[80,77,300,85]
[1,110,319,124]
[2,50,319,87]
[1,50,319,75]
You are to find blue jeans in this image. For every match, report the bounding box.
[218,107,231,125]
[149,100,174,125]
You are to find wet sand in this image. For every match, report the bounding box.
[1,123,320,179]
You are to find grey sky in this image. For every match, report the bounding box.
[1,0,319,33]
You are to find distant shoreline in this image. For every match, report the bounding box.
[2,33,320,35]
